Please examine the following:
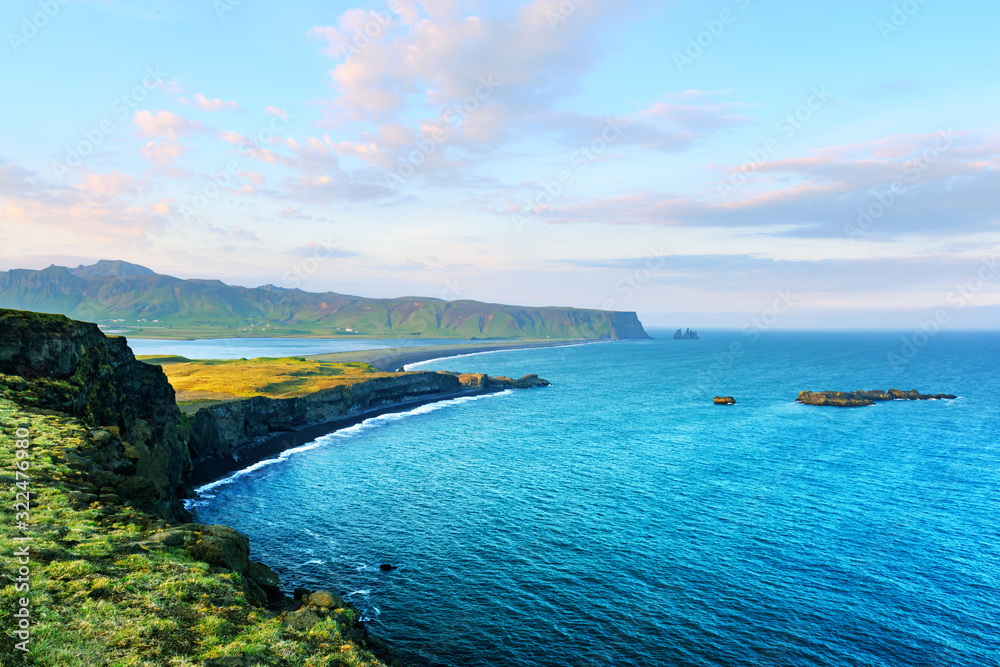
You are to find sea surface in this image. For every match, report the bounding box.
[189,330,1000,666]
[126,336,473,360]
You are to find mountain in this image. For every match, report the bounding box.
[0,261,651,340]
[69,259,158,278]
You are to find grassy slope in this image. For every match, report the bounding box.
[0,265,644,340]
[0,398,391,667]
[140,356,400,404]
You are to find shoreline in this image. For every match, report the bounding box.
[325,338,607,372]
[187,387,504,488]
[186,339,595,489]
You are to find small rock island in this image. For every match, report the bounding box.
[797,389,957,407]
[714,396,736,405]
[673,328,699,340]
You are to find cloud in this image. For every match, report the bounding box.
[206,224,262,243]
[79,171,147,197]
[265,106,289,121]
[133,110,203,138]
[140,137,186,167]
[530,132,1000,239]
[281,173,394,203]
[289,241,358,259]
[0,157,167,243]
[179,93,241,112]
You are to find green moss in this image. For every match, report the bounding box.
[0,396,394,666]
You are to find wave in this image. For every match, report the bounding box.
[403,340,609,371]
[188,390,513,498]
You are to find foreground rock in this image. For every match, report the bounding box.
[714,396,736,405]
[797,389,957,407]
[0,309,191,520]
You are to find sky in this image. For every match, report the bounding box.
[0,0,998,329]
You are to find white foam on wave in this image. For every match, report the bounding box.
[190,390,512,497]
[403,340,607,371]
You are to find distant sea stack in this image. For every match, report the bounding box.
[797,389,957,407]
[673,328,699,340]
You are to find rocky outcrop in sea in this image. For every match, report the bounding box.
[797,389,957,407]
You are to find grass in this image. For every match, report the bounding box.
[0,396,396,666]
[136,356,402,403]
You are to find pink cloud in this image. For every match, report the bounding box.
[179,93,241,112]
[140,138,186,166]
[133,110,202,138]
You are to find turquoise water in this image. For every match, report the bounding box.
[190,330,1000,666]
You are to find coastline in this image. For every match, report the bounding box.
[308,338,607,372]
[186,339,595,489]
[187,386,504,488]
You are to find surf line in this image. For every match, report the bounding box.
[187,390,513,501]
[403,340,611,371]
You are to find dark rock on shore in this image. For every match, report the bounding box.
[0,308,191,520]
[188,370,552,465]
[797,389,958,407]
[188,371,468,461]
[714,396,736,405]
[450,372,551,390]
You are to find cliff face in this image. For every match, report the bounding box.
[607,311,651,339]
[0,308,191,519]
[189,371,467,460]
[1,261,653,340]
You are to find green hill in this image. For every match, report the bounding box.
[0,261,651,340]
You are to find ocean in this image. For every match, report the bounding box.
[188,330,1000,666]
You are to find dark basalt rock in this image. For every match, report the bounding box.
[797,389,957,407]
[379,563,398,571]
[673,328,700,340]
[714,396,736,405]
[0,308,191,520]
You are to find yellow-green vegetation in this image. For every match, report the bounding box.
[139,356,400,403]
[0,398,392,666]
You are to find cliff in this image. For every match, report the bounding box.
[188,372,465,461]
[797,389,958,407]
[0,261,652,340]
[0,308,191,520]
[188,371,550,463]
[0,307,552,665]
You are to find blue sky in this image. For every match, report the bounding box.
[1,0,998,328]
